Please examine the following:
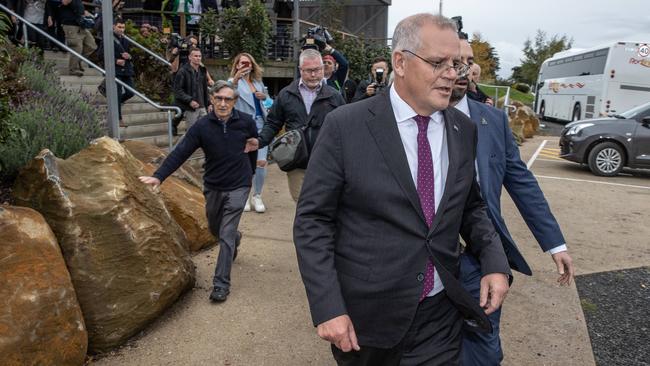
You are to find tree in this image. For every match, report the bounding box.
[334,35,391,82]
[217,0,272,63]
[512,30,572,86]
[470,32,500,83]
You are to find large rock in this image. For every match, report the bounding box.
[122,140,214,252]
[507,100,540,141]
[11,137,195,353]
[0,205,87,366]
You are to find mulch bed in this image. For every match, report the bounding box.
[575,266,650,366]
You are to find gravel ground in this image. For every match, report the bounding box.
[575,267,650,366]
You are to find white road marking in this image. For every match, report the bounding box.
[535,175,650,190]
[527,140,548,169]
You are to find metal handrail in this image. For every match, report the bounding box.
[0,3,181,148]
[122,34,171,67]
[478,83,512,112]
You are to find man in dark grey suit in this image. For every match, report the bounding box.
[293,13,512,366]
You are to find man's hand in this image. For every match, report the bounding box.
[190,100,200,109]
[48,16,53,27]
[365,83,376,97]
[317,315,360,352]
[551,251,574,286]
[485,97,494,106]
[479,273,509,315]
[116,59,125,66]
[121,52,131,60]
[244,138,259,153]
[139,176,161,190]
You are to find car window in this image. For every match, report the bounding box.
[618,102,650,119]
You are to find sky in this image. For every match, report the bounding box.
[387,0,650,79]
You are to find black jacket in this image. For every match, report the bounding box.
[259,79,345,150]
[173,62,209,112]
[96,33,134,77]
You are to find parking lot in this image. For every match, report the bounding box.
[500,135,650,366]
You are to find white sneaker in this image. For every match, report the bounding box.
[251,194,266,213]
[244,196,251,212]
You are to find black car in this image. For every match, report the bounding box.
[559,102,650,176]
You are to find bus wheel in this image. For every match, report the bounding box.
[539,101,546,120]
[588,141,624,176]
[572,104,581,121]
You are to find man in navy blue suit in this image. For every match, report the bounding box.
[450,35,575,366]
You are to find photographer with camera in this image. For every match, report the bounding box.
[351,56,389,102]
[168,34,198,74]
[322,44,348,94]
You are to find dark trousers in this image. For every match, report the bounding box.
[460,253,503,366]
[331,291,462,366]
[116,75,134,120]
[204,186,249,290]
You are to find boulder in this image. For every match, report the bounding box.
[122,140,214,252]
[0,205,87,366]
[11,137,195,353]
[507,101,540,141]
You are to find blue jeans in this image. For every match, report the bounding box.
[253,115,268,196]
[460,253,503,366]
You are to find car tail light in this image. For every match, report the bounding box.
[610,69,615,79]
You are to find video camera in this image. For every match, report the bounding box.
[451,16,467,40]
[301,25,334,52]
[169,33,191,56]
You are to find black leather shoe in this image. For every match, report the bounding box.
[209,287,229,302]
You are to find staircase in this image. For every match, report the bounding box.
[44,50,186,149]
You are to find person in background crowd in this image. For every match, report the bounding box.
[45,0,65,51]
[322,43,348,94]
[342,78,357,104]
[467,62,494,106]
[21,0,48,51]
[139,80,259,304]
[449,34,574,366]
[351,56,389,102]
[173,47,211,132]
[258,48,345,202]
[96,17,134,127]
[229,52,270,214]
[221,0,239,10]
[59,0,96,76]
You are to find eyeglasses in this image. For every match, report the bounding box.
[300,67,323,75]
[212,96,236,103]
[402,49,470,77]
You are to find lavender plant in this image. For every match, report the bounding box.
[0,62,107,178]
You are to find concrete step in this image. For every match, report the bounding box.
[60,75,104,86]
[122,111,171,126]
[123,133,182,149]
[96,102,162,114]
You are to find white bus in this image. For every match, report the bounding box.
[534,41,650,122]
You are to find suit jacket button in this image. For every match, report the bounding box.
[416,273,424,282]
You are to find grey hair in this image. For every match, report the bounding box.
[210,80,239,99]
[392,13,458,54]
[299,49,323,67]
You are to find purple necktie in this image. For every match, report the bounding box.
[414,115,436,302]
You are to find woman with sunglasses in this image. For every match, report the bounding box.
[229,52,270,213]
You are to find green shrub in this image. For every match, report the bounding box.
[217,0,272,63]
[0,62,106,178]
[512,82,531,94]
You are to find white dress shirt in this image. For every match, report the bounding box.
[454,95,567,255]
[390,86,448,297]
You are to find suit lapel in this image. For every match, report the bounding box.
[364,92,426,225]
[428,108,460,235]
[468,100,490,194]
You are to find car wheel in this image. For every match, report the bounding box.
[572,104,581,121]
[539,101,546,120]
[587,141,624,176]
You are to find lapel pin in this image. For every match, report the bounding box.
[481,117,488,125]
[453,124,459,132]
